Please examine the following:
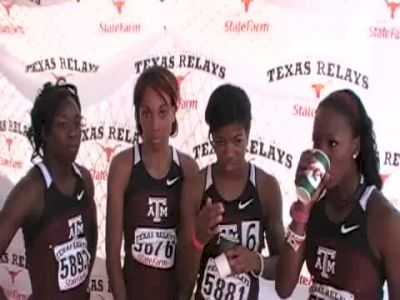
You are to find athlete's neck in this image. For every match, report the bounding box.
[141,142,171,179]
[325,172,362,217]
[214,160,248,179]
[42,155,75,182]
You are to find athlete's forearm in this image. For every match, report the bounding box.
[106,259,127,300]
[177,238,203,300]
[261,254,279,280]
[275,221,306,298]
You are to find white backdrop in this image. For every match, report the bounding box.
[0,0,399,299]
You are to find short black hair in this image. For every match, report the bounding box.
[205,84,252,134]
[27,79,81,162]
[318,89,382,190]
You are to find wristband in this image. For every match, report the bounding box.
[285,227,306,252]
[250,252,264,278]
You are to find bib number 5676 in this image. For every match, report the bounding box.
[133,240,174,258]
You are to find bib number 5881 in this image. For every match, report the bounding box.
[202,272,246,300]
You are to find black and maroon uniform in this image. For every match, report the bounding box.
[23,162,96,300]
[195,163,266,300]
[123,144,183,300]
[306,185,385,300]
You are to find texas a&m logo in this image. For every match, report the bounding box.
[68,215,84,239]
[147,197,168,223]
[314,247,336,279]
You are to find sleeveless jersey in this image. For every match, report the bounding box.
[306,185,385,300]
[23,162,96,300]
[195,163,266,300]
[123,144,183,300]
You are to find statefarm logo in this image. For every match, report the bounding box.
[0,0,25,34]
[265,60,369,119]
[224,0,269,34]
[175,71,198,111]
[99,0,141,33]
[369,0,400,39]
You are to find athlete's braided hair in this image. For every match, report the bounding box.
[318,89,382,190]
[27,78,81,162]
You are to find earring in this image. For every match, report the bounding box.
[353,153,358,159]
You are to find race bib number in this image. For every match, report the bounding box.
[201,258,250,300]
[132,228,176,269]
[309,283,355,300]
[53,237,91,291]
[218,221,260,251]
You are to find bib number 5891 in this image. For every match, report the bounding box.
[59,249,90,279]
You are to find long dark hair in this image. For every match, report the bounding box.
[133,66,179,136]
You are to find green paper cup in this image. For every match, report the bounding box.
[296,149,330,203]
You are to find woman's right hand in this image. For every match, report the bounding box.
[195,197,224,245]
[295,150,330,211]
